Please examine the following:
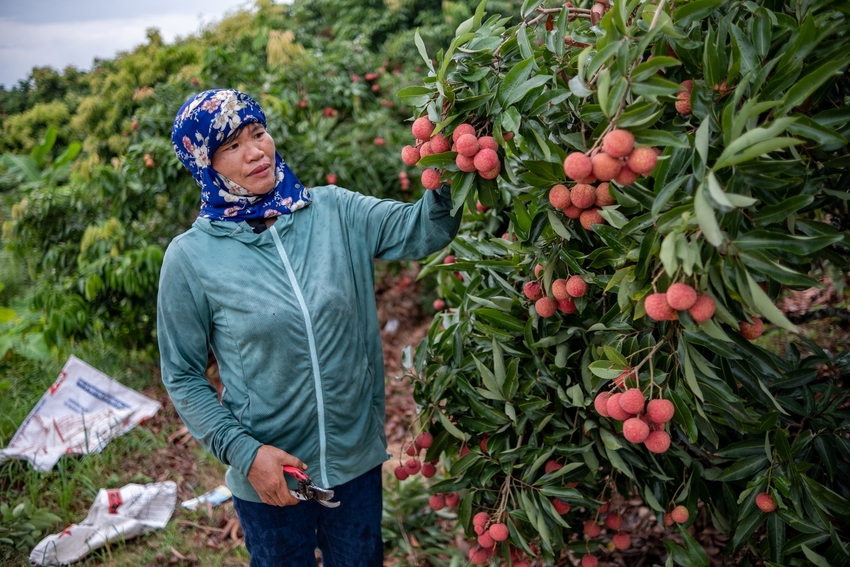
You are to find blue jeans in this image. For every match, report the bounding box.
[232,465,384,567]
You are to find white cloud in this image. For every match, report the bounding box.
[0,3,247,88]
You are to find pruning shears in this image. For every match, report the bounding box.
[282,465,340,508]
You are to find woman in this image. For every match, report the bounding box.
[157,89,460,566]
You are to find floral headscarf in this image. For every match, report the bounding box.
[171,89,311,221]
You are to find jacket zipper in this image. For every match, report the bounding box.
[270,228,330,488]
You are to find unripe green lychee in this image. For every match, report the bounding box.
[429,133,450,153]
[429,493,445,510]
[612,532,631,550]
[626,146,658,175]
[591,152,622,181]
[595,182,616,206]
[473,148,499,172]
[566,275,588,298]
[412,116,434,140]
[452,123,475,142]
[557,298,576,314]
[535,297,557,318]
[580,208,605,232]
[671,505,689,524]
[456,153,477,172]
[645,293,675,321]
[613,165,638,186]
[570,183,596,209]
[594,392,612,417]
[488,523,509,541]
[584,520,601,537]
[605,513,623,530]
[606,393,631,421]
[478,136,498,151]
[688,294,716,323]
[644,430,671,453]
[647,399,675,423]
[549,184,571,209]
[756,492,777,513]
[619,388,645,415]
[740,317,765,340]
[564,152,593,181]
[666,283,698,310]
[456,134,480,157]
[552,278,570,300]
[523,281,543,300]
[623,417,650,443]
[401,145,420,165]
[602,129,635,158]
[421,168,442,190]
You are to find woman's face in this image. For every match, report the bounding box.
[211,122,277,195]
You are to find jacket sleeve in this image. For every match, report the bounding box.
[157,243,262,477]
[336,184,461,260]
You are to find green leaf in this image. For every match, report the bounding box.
[0,308,16,323]
[631,56,682,82]
[714,137,801,169]
[745,271,796,332]
[733,230,842,255]
[473,355,504,400]
[679,526,711,566]
[475,309,525,333]
[715,455,769,481]
[777,57,850,116]
[694,183,724,246]
[437,410,468,441]
[498,58,535,107]
[767,512,785,563]
[397,86,433,107]
[414,30,434,72]
[674,0,725,27]
[754,195,814,226]
[695,119,710,164]
[801,545,832,567]
[731,507,766,550]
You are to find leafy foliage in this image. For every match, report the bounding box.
[0,501,61,559]
[403,0,850,564]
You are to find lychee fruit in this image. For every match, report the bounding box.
[456,134,480,157]
[473,511,490,526]
[476,201,489,213]
[477,530,495,548]
[675,89,692,115]
[549,184,571,209]
[580,208,605,231]
[415,432,434,449]
[671,505,689,523]
[599,503,609,514]
[664,513,675,527]
[479,165,501,180]
[602,129,635,158]
[619,388,645,414]
[478,136,498,151]
[566,275,588,298]
[443,255,456,264]
[613,369,633,389]
[666,283,698,310]
[456,153,477,172]
[645,293,675,321]
[502,131,515,141]
[557,298,576,314]
[479,434,488,452]
[535,297,557,318]
[429,493,445,510]
[468,546,489,565]
[418,142,434,158]
[473,148,499,172]
[430,133,450,153]
[595,182,616,206]
[581,555,598,567]
[523,281,544,301]
[489,523,509,541]
[570,184,597,209]
[605,513,623,530]
[401,145,420,165]
[544,460,563,474]
[627,146,659,175]
[421,462,437,478]
[394,465,408,480]
[552,498,571,514]
[606,393,631,421]
[564,152,593,181]
[688,294,716,323]
[421,168,442,190]
[612,532,631,550]
[534,264,545,277]
[594,392,612,417]
[452,123,475,142]
[577,174,598,184]
[563,205,583,219]
[584,520,601,537]
[405,441,418,456]
[623,417,650,443]
[740,318,765,340]
[644,430,671,453]
[613,165,638,186]
[404,458,421,475]
[412,116,434,140]
[647,399,675,423]
[552,278,570,300]
[433,298,445,311]
[445,492,459,507]
[591,152,622,181]
[756,492,777,513]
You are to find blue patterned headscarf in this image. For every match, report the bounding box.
[171,89,311,221]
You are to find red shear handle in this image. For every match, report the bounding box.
[282,465,310,482]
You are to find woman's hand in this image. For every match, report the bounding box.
[246,445,307,506]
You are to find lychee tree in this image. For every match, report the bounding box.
[396,1,850,565]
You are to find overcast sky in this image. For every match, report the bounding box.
[0,0,253,88]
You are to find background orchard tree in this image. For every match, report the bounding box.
[399,0,850,565]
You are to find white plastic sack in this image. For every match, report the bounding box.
[29,481,177,566]
[0,355,161,471]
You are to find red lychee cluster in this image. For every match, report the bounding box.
[428,490,460,511]
[563,129,659,189]
[645,283,716,323]
[547,182,609,232]
[451,123,502,180]
[527,275,587,318]
[467,513,524,565]
[401,116,447,190]
[394,432,437,480]
[594,389,675,453]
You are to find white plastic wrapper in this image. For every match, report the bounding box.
[30,481,178,566]
[0,355,161,471]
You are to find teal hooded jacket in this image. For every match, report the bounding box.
[157,184,460,502]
